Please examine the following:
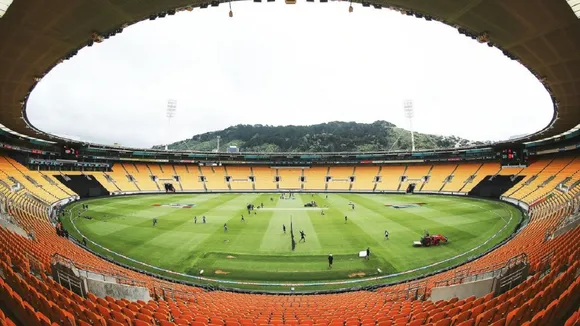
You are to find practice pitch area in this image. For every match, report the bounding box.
[63,193,521,289]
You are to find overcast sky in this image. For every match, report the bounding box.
[27,1,553,148]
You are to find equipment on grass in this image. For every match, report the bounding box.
[414,231,448,247]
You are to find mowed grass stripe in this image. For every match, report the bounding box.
[307,194,371,255]
[135,193,261,269]
[198,193,273,254]
[352,194,502,268]
[68,193,521,284]
[336,193,432,271]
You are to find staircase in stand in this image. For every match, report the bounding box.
[373,166,382,192]
[250,167,256,191]
[458,163,483,193]
[324,167,330,191]
[224,166,232,191]
[397,165,408,192]
[197,165,208,192]
[146,164,161,191]
[419,165,433,192]
[172,165,184,191]
[121,164,140,191]
[440,165,458,192]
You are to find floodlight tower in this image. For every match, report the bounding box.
[403,100,415,152]
[165,99,177,150]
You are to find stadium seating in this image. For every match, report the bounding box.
[399,165,432,192]
[351,166,379,191]
[108,164,140,192]
[277,168,303,190]
[173,165,204,191]
[252,167,277,190]
[303,167,328,191]
[1,155,579,326]
[327,167,354,191]
[421,164,456,192]
[226,166,253,191]
[459,163,501,193]
[376,165,406,191]
[200,166,229,191]
[440,163,481,193]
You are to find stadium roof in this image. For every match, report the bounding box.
[0,0,579,145]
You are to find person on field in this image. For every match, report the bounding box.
[241,215,245,222]
[299,231,306,242]
[283,224,286,234]
[366,247,370,260]
[153,218,158,226]
[194,216,197,224]
[345,215,348,223]
[224,223,228,232]
[82,237,87,246]
[328,254,333,268]
[203,216,206,223]
[384,230,389,240]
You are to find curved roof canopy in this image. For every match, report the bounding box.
[0,0,579,145]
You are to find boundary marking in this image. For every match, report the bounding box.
[67,196,516,288]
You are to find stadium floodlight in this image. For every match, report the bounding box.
[0,0,14,19]
[403,99,415,152]
[566,0,580,18]
[165,100,177,150]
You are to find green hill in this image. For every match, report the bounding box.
[155,121,488,152]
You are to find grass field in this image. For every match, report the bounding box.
[63,193,521,290]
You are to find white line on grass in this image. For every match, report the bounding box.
[66,196,518,289]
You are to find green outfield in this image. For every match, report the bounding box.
[63,193,521,289]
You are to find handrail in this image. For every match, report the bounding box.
[51,253,147,288]
[55,269,86,297]
[434,253,528,288]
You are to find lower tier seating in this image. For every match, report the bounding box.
[0,156,579,326]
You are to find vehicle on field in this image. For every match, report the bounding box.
[413,231,448,247]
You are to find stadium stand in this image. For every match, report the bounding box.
[253,167,278,191]
[327,167,354,191]
[460,163,501,193]
[351,166,379,191]
[421,164,457,192]
[90,173,121,193]
[302,167,328,191]
[200,166,229,191]
[440,163,482,193]
[226,166,253,191]
[399,165,432,192]
[376,166,406,191]
[277,168,303,190]
[0,154,579,326]
[125,164,159,192]
[174,165,204,191]
[1,0,579,323]
[109,164,140,192]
